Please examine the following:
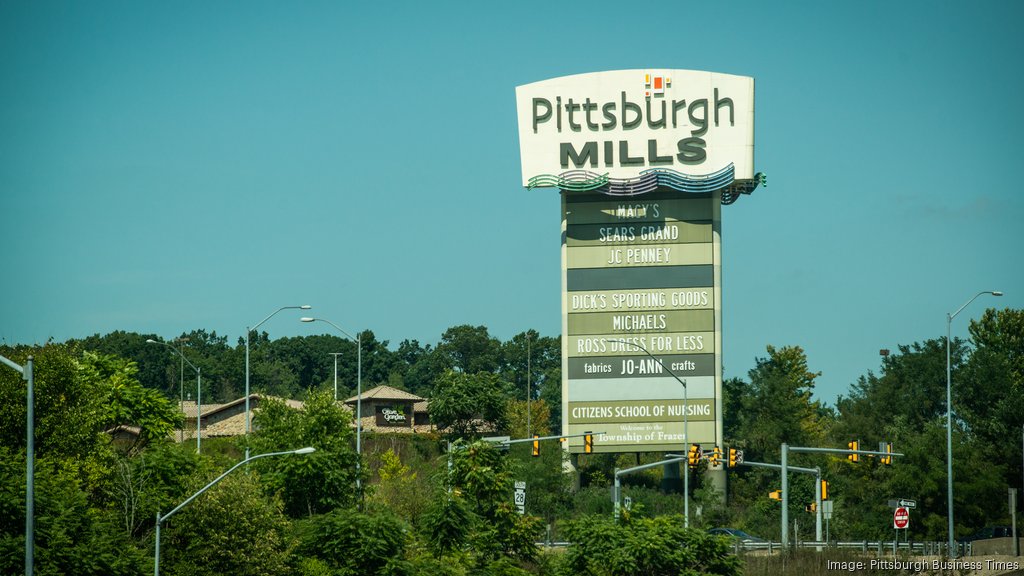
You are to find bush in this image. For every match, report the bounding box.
[561,514,741,576]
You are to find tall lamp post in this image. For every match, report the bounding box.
[612,339,690,528]
[946,290,1002,556]
[1,353,34,576]
[245,305,311,459]
[329,352,344,401]
[153,447,315,576]
[148,339,202,453]
[301,317,362,498]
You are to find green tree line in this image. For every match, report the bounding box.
[0,308,1021,574]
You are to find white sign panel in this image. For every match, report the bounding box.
[515,69,755,187]
[514,481,526,515]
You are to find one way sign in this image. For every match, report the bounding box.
[888,498,917,509]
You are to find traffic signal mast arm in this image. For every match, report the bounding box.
[738,459,818,475]
[613,456,688,521]
[789,446,904,459]
[499,431,603,445]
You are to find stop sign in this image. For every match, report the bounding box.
[893,507,910,529]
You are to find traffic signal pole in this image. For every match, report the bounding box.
[613,456,688,522]
[737,453,819,548]
[780,443,904,548]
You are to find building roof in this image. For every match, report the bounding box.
[413,400,429,413]
[345,385,424,404]
[182,395,307,420]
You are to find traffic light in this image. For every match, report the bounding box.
[532,434,540,457]
[769,490,782,501]
[805,503,817,513]
[728,448,738,468]
[709,446,722,466]
[687,444,702,468]
[848,440,860,462]
[821,480,829,501]
[880,442,893,465]
[584,432,594,454]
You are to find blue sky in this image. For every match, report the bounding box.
[1,1,1021,405]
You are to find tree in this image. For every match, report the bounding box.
[735,345,828,459]
[505,398,550,439]
[499,330,559,401]
[299,507,409,576]
[445,440,543,564]
[79,351,182,447]
[436,325,502,374]
[159,472,293,576]
[0,343,105,460]
[249,388,361,516]
[561,515,740,576]
[429,370,508,439]
[0,449,149,576]
[371,448,429,525]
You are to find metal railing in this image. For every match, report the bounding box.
[731,540,972,556]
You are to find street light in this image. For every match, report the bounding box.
[946,290,1002,556]
[301,317,362,500]
[612,339,691,528]
[329,352,344,402]
[1,353,34,576]
[147,339,202,453]
[245,305,311,460]
[153,447,315,576]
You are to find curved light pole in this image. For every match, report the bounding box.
[946,290,1002,556]
[1,353,33,576]
[153,447,315,576]
[148,339,202,453]
[612,339,690,528]
[301,317,362,500]
[245,305,311,459]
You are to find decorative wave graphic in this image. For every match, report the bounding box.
[527,164,765,203]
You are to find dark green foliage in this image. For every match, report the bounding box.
[436,325,503,374]
[420,491,473,557]
[561,515,741,576]
[299,507,410,576]
[0,343,105,460]
[429,370,509,438]
[80,351,183,445]
[249,388,361,516]
[159,472,293,576]
[0,452,148,576]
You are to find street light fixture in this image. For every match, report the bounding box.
[153,447,315,576]
[946,290,1002,556]
[244,305,311,460]
[612,339,691,528]
[300,317,363,500]
[147,339,202,453]
[1,353,34,576]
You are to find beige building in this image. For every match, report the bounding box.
[345,385,433,433]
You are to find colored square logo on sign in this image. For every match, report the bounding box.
[644,74,670,98]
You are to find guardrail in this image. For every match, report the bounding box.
[535,539,976,556]
[733,540,972,556]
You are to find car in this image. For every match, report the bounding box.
[708,528,767,543]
